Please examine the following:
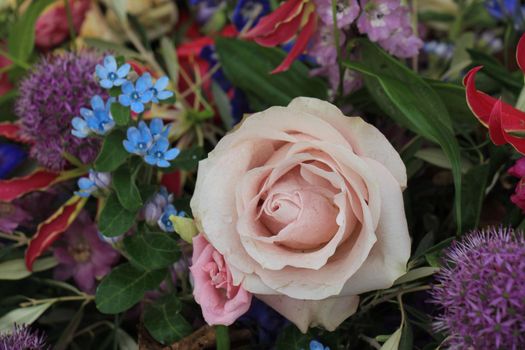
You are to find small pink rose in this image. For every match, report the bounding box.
[190,234,252,325]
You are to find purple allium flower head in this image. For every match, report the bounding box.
[431,227,525,350]
[314,0,360,29]
[53,212,120,293]
[0,324,48,350]
[16,52,105,171]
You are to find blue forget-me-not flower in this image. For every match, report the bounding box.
[149,76,174,103]
[123,121,153,156]
[75,170,111,198]
[96,55,130,89]
[158,204,186,232]
[119,73,154,113]
[71,95,115,138]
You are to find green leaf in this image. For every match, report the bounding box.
[113,163,142,211]
[461,164,490,230]
[212,81,235,129]
[110,103,131,126]
[393,267,440,285]
[170,216,198,243]
[123,232,180,270]
[55,304,85,350]
[115,329,138,350]
[98,192,137,237]
[7,0,55,61]
[216,37,327,108]
[94,130,130,172]
[143,295,192,344]
[380,327,403,350]
[160,37,179,86]
[95,263,166,314]
[0,257,57,280]
[468,49,522,92]
[399,323,414,350]
[0,303,53,332]
[166,146,205,171]
[415,148,472,174]
[344,40,463,232]
[276,325,309,350]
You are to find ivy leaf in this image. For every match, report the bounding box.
[110,103,131,126]
[98,192,137,237]
[94,130,130,172]
[143,294,192,344]
[113,162,142,211]
[123,231,181,270]
[95,263,167,314]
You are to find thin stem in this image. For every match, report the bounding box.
[331,0,344,98]
[411,0,419,72]
[20,294,94,308]
[63,0,77,48]
[180,63,221,99]
[359,285,431,314]
[0,231,28,243]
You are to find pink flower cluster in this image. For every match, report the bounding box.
[509,158,525,212]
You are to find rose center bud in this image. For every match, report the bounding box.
[203,252,235,299]
[258,169,340,251]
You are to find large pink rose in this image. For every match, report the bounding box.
[190,234,252,325]
[190,97,410,332]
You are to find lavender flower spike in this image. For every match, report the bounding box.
[431,227,525,350]
[0,324,48,350]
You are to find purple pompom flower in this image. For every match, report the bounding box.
[15,52,104,171]
[431,227,525,350]
[0,324,48,350]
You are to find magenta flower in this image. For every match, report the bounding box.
[53,212,120,293]
[431,227,525,350]
[15,52,105,170]
[508,158,525,213]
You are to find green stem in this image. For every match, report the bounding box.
[331,0,343,98]
[215,325,230,350]
[0,48,30,70]
[63,0,77,47]
[515,80,525,112]
[20,294,94,308]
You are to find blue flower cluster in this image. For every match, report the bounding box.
[96,55,174,113]
[309,340,330,350]
[71,95,115,138]
[75,169,111,198]
[123,118,180,168]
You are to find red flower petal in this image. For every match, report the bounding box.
[463,66,498,126]
[243,0,304,40]
[25,196,87,270]
[488,99,506,145]
[493,100,525,154]
[254,9,304,47]
[517,33,525,74]
[0,122,31,143]
[0,169,60,202]
[161,171,182,197]
[271,10,317,74]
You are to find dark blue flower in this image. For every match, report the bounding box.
[123,121,153,155]
[0,143,26,179]
[238,298,289,346]
[158,204,185,232]
[144,138,180,168]
[119,73,154,113]
[149,76,174,103]
[200,45,231,90]
[485,0,525,29]
[72,95,115,138]
[96,55,130,89]
[232,0,270,31]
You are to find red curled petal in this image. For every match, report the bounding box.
[0,122,32,143]
[517,33,525,74]
[464,66,499,126]
[25,196,87,270]
[243,0,304,39]
[254,10,304,47]
[271,10,317,74]
[488,99,506,145]
[0,169,60,202]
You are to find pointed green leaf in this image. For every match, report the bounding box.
[110,103,131,126]
[95,263,167,314]
[144,294,191,344]
[113,163,142,211]
[98,192,137,237]
[123,232,180,270]
[94,130,130,172]
[0,303,53,332]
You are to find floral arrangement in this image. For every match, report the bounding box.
[0,0,524,349]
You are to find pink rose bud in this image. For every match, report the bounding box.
[190,234,252,326]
